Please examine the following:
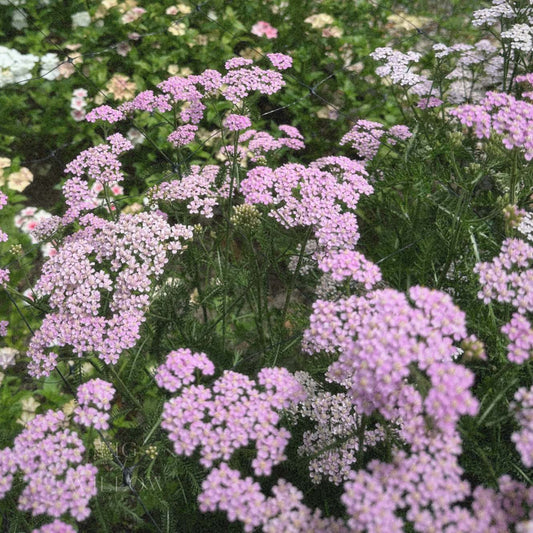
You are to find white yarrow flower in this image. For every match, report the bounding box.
[0,347,18,369]
[40,53,60,80]
[71,11,91,28]
[12,9,28,30]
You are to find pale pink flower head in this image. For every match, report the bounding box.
[110,184,123,195]
[417,96,443,109]
[71,109,86,122]
[32,520,77,533]
[223,114,252,132]
[267,53,292,70]
[168,124,198,147]
[116,41,131,57]
[121,7,146,24]
[251,21,278,39]
[72,88,88,99]
[71,96,86,111]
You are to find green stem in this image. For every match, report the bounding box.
[281,227,312,325]
[510,148,519,205]
[356,414,367,465]
[272,227,312,367]
[108,365,142,409]
[142,415,162,446]
[103,183,118,221]
[221,134,240,351]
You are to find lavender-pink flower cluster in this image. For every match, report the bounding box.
[512,386,533,467]
[155,348,215,392]
[65,133,133,185]
[343,451,533,532]
[451,84,533,160]
[222,124,305,164]
[198,464,348,533]
[240,156,372,252]
[86,55,289,132]
[27,212,193,376]
[73,378,115,430]
[159,350,305,477]
[149,164,229,218]
[304,286,478,450]
[0,410,97,522]
[340,120,412,161]
[475,237,533,362]
[317,249,382,289]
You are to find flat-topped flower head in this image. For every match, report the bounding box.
[159,354,305,477]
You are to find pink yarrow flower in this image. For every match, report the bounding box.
[251,21,278,39]
[267,53,293,70]
[223,114,252,132]
[85,105,125,123]
[168,124,198,147]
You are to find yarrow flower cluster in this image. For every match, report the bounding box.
[502,23,533,53]
[290,371,386,485]
[372,37,503,105]
[512,386,533,467]
[475,238,533,312]
[304,286,478,451]
[27,212,193,377]
[340,120,412,161]
[436,39,503,103]
[73,378,115,430]
[266,53,292,70]
[222,113,252,132]
[222,124,305,164]
[472,1,533,54]
[342,452,533,532]
[317,249,382,289]
[240,156,372,252]
[155,348,215,392]
[32,520,76,533]
[0,410,97,522]
[65,133,133,185]
[370,47,433,96]
[198,465,348,533]
[86,55,289,131]
[149,164,229,218]
[85,104,124,123]
[518,211,533,242]
[474,237,533,362]
[167,124,198,147]
[450,80,533,160]
[472,0,516,27]
[159,350,305,476]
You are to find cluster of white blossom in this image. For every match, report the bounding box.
[0,46,60,88]
[501,23,533,53]
[472,0,516,26]
[0,0,51,30]
[518,212,533,243]
[473,0,533,54]
[289,372,386,485]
